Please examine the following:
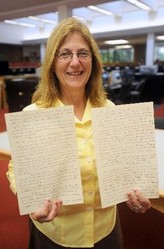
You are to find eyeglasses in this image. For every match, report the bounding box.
[56,50,92,61]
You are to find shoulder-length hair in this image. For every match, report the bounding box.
[32,17,107,107]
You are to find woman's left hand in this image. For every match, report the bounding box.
[126,189,151,213]
[31,198,62,223]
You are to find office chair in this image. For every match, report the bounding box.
[154,117,164,129]
[5,77,39,112]
[129,80,146,103]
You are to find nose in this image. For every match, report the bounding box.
[70,54,80,65]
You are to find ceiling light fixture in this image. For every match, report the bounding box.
[115,45,132,49]
[88,5,113,16]
[28,16,56,24]
[73,16,85,21]
[4,20,36,28]
[105,39,128,45]
[156,35,164,40]
[126,0,151,11]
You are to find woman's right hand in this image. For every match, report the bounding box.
[31,199,62,223]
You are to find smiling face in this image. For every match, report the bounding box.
[54,32,92,95]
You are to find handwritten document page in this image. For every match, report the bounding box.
[91,102,159,208]
[5,107,83,215]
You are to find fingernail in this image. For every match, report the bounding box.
[46,198,51,202]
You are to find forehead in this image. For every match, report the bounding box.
[59,32,89,49]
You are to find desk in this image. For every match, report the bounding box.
[150,129,164,213]
[0,131,11,160]
[107,84,122,102]
[151,197,164,213]
[155,129,164,196]
[5,77,39,112]
[134,74,164,103]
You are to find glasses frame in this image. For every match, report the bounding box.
[55,50,92,61]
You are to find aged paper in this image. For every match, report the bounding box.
[91,102,159,208]
[5,107,83,215]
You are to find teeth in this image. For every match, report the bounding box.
[68,72,82,76]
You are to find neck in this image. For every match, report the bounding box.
[60,91,87,120]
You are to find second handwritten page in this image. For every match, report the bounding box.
[91,102,159,208]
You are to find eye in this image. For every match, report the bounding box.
[78,50,91,58]
[57,51,72,59]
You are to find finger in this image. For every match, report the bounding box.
[31,198,52,221]
[127,191,140,207]
[133,189,151,209]
[47,200,62,221]
[37,217,49,223]
[126,189,151,213]
[55,200,62,213]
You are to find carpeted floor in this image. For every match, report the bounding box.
[0,108,8,132]
[0,159,29,249]
[0,108,29,249]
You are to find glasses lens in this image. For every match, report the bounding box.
[78,50,91,60]
[58,51,72,60]
[56,50,92,60]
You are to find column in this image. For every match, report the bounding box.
[36,43,45,77]
[57,5,72,22]
[146,33,155,66]
[40,43,46,64]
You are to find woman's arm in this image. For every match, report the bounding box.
[6,160,17,195]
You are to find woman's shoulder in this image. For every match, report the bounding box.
[23,103,40,111]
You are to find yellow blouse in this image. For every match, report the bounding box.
[6,98,116,248]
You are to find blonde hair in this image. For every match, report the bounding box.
[32,17,107,107]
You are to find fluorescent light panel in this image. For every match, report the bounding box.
[4,20,35,28]
[28,16,56,24]
[126,0,151,11]
[73,16,85,22]
[115,45,132,49]
[105,39,128,45]
[156,35,164,40]
[88,5,113,16]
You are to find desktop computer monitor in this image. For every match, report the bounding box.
[109,70,122,85]
[139,65,158,75]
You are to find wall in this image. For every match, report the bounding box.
[0,44,41,62]
[22,45,40,62]
[0,44,23,61]
[134,44,146,64]
[0,23,24,45]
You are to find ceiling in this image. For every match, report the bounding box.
[1,0,164,46]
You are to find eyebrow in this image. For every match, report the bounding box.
[58,48,89,52]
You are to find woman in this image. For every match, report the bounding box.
[6,17,151,249]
